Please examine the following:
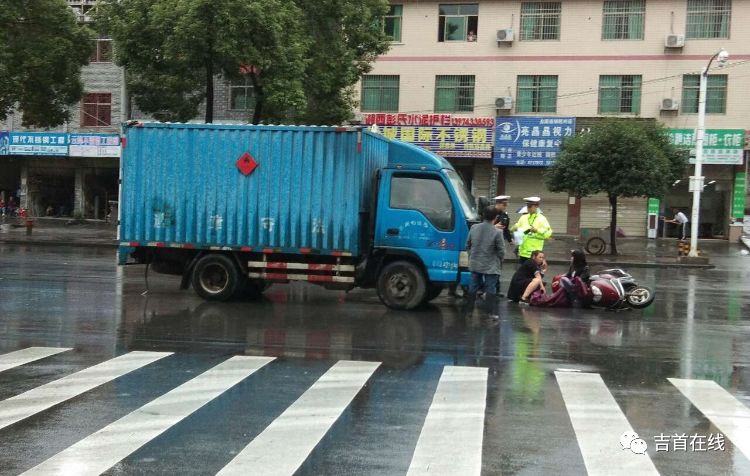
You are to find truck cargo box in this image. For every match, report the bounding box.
[120,123,389,255]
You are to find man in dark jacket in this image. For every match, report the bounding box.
[466,206,505,317]
[493,195,514,244]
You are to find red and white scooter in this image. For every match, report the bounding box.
[588,269,655,310]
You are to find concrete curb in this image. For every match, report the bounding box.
[1,239,714,269]
[0,239,118,249]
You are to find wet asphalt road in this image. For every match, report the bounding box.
[1,243,750,476]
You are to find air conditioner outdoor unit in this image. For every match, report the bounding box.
[665,34,685,48]
[661,98,680,111]
[496,29,514,43]
[495,96,513,109]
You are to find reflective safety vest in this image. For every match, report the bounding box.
[512,212,553,258]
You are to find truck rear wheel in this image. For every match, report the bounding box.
[377,261,427,310]
[191,254,240,301]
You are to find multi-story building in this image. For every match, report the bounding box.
[358,0,749,238]
[0,0,255,219]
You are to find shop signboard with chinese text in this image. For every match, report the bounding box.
[494,117,575,167]
[7,132,68,156]
[667,129,744,165]
[69,134,121,158]
[732,172,746,219]
[0,131,8,155]
[364,113,494,159]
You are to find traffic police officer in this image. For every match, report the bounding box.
[511,196,553,263]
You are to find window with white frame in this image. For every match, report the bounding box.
[229,77,255,111]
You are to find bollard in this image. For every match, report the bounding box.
[25,218,33,236]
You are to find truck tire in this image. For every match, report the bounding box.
[377,261,427,310]
[191,254,240,301]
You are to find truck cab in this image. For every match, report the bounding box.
[369,140,479,309]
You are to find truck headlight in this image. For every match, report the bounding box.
[459,251,469,268]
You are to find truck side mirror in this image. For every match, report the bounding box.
[477,196,489,212]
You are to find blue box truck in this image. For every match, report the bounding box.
[118,122,481,310]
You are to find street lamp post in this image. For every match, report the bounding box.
[689,49,729,257]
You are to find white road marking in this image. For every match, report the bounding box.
[0,347,71,373]
[22,356,274,476]
[555,371,659,476]
[407,365,488,476]
[0,351,170,431]
[669,378,750,459]
[216,359,380,476]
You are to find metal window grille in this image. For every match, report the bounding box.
[384,5,403,42]
[520,2,561,40]
[686,0,731,39]
[81,93,112,127]
[361,75,400,112]
[229,77,256,111]
[598,75,641,114]
[89,39,113,63]
[434,75,475,112]
[602,0,645,40]
[438,4,479,42]
[517,75,558,113]
[681,74,728,113]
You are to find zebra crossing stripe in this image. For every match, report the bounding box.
[22,355,274,476]
[0,347,72,373]
[669,378,750,460]
[407,366,488,476]
[0,351,171,431]
[555,371,659,476]
[216,359,381,476]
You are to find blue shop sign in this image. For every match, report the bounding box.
[8,132,69,156]
[494,117,575,167]
[0,131,8,155]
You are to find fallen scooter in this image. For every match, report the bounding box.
[587,268,655,310]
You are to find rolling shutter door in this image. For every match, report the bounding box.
[471,160,493,198]
[504,168,568,234]
[579,195,647,237]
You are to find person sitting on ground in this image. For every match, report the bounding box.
[507,250,546,303]
[530,249,591,307]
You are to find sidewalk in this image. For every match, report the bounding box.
[0,221,739,268]
[0,219,117,249]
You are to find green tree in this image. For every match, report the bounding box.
[95,0,309,124]
[295,0,391,124]
[0,0,93,128]
[544,119,686,255]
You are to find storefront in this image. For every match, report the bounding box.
[363,113,495,198]
[0,131,120,219]
[494,117,575,234]
[663,129,746,238]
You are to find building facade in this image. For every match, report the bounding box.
[358,0,749,238]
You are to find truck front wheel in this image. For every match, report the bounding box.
[377,261,427,310]
[191,254,240,301]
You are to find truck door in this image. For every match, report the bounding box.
[374,171,461,283]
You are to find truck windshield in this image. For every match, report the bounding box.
[445,170,478,221]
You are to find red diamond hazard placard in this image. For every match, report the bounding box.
[236,152,258,176]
